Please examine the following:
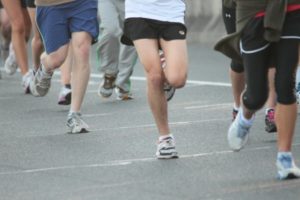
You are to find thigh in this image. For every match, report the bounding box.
[159,39,188,78]
[133,39,161,74]
[36,6,69,54]
[2,0,25,25]
[69,0,99,44]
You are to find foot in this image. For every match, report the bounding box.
[277,153,300,180]
[265,108,277,133]
[30,65,53,97]
[4,48,18,75]
[98,74,116,98]
[227,110,251,151]
[58,86,72,105]
[115,87,133,101]
[22,70,33,94]
[67,112,89,134]
[156,135,178,159]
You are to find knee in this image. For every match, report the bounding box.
[147,73,164,89]
[11,20,25,36]
[167,73,187,88]
[32,36,43,49]
[44,52,65,69]
[243,91,268,111]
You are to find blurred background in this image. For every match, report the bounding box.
[185,0,225,43]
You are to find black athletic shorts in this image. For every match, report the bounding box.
[241,10,300,56]
[26,0,36,8]
[121,18,187,46]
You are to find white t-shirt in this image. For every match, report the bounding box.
[125,0,186,24]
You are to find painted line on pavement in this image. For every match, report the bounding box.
[1,143,299,176]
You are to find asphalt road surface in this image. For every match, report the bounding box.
[0,43,299,200]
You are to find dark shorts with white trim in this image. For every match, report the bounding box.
[121,18,187,46]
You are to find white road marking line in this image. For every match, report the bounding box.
[1,144,299,176]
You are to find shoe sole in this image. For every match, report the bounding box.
[278,172,299,180]
[68,127,89,134]
[265,125,277,133]
[156,154,179,159]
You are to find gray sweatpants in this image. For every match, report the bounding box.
[97,0,137,92]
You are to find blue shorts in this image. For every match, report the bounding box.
[36,0,99,54]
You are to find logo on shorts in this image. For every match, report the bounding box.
[225,13,231,18]
[179,30,186,36]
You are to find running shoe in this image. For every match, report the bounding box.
[156,136,178,159]
[160,51,176,101]
[227,110,251,151]
[277,153,300,180]
[265,108,277,133]
[22,70,33,94]
[67,112,89,134]
[232,108,239,121]
[115,86,133,101]
[58,86,72,105]
[98,74,116,98]
[296,82,300,105]
[0,44,9,63]
[30,65,53,97]
[164,82,176,101]
[4,44,18,75]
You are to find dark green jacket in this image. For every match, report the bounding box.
[215,0,300,63]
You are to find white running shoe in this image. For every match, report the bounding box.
[277,153,300,180]
[67,112,89,134]
[22,70,33,94]
[58,86,71,105]
[227,110,251,151]
[115,87,133,101]
[4,44,18,75]
[156,136,178,159]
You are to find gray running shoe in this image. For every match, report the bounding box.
[98,74,116,98]
[30,65,53,97]
[67,112,89,134]
[4,46,18,75]
[156,136,178,159]
[164,82,176,101]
